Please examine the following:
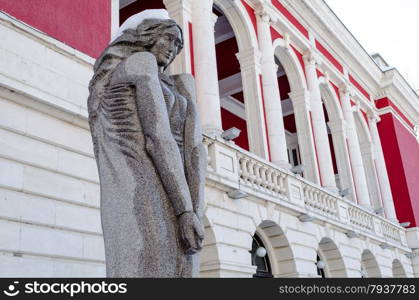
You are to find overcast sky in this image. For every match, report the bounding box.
[324,0,419,92]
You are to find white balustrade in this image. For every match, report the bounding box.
[204,135,404,247]
[237,152,287,196]
[303,184,338,219]
[381,221,402,243]
[348,206,374,232]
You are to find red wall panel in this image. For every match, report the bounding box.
[221,108,249,151]
[270,27,283,41]
[378,113,419,226]
[349,74,370,101]
[376,97,414,128]
[216,38,240,80]
[284,114,296,133]
[278,75,291,100]
[272,0,309,39]
[0,0,111,58]
[315,40,343,73]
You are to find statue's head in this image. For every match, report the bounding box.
[110,10,184,70]
[135,19,183,69]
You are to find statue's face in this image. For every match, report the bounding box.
[149,26,182,68]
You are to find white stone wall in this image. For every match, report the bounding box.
[0,13,105,277]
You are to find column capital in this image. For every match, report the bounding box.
[236,47,262,73]
[163,0,192,16]
[303,49,321,67]
[255,2,276,24]
[255,7,271,24]
[366,111,380,123]
[289,89,311,109]
[339,83,356,99]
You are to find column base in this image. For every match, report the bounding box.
[324,185,339,194]
[272,160,292,170]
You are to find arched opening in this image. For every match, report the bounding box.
[354,111,381,211]
[214,0,268,158]
[250,233,273,278]
[199,216,220,278]
[392,259,407,278]
[317,237,347,277]
[256,220,297,277]
[319,79,354,198]
[361,250,381,277]
[316,254,326,278]
[273,40,318,183]
[274,58,301,167]
[213,5,249,150]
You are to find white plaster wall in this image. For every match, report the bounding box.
[0,16,105,277]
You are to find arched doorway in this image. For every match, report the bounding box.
[317,237,347,277]
[255,220,297,277]
[392,259,407,278]
[354,111,381,211]
[361,250,381,277]
[250,233,273,278]
[199,216,220,278]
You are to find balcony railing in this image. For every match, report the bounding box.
[203,134,407,248]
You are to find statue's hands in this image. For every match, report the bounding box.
[178,211,204,255]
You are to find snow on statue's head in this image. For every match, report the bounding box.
[111,9,183,51]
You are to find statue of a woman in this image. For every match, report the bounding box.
[88,10,206,278]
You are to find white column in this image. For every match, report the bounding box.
[328,120,356,201]
[304,52,337,192]
[340,87,371,208]
[236,48,270,159]
[359,139,383,210]
[191,0,222,136]
[256,7,290,169]
[110,0,119,38]
[288,89,321,184]
[163,0,192,74]
[368,113,398,221]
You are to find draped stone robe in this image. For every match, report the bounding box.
[88,50,206,278]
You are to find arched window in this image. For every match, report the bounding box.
[250,234,273,278]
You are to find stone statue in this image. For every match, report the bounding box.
[87,10,206,278]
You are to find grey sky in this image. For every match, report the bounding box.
[324,0,419,92]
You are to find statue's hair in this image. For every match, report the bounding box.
[88,18,184,120]
[108,18,184,56]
